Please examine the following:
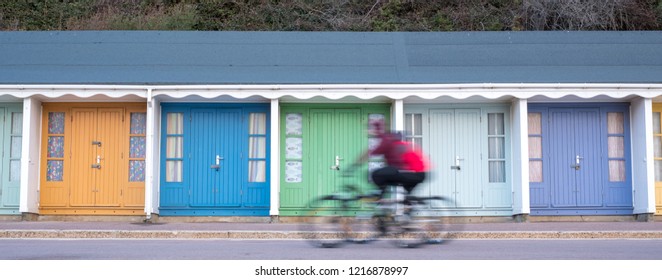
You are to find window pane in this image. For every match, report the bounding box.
[10,160,20,182]
[130,136,146,158]
[48,112,65,134]
[166,113,183,134]
[528,113,541,135]
[488,137,505,159]
[248,160,266,182]
[249,113,267,134]
[608,136,624,158]
[656,136,662,158]
[488,113,505,135]
[607,112,624,134]
[608,160,625,182]
[166,137,183,158]
[249,136,266,158]
[11,112,23,134]
[407,137,423,151]
[529,161,543,183]
[166,160,182,182]
[405,114,422,136]
[285,137,302,159]
[528,137,542,158]
[489,161,506,183]
[46,160,64,181]
[129,160,145,182]
[285,113,303,135]
[47,136,64,158]
[10,136,21,158]
[654,112,661,134]
[130,112,147,134]
[656,160,662,181]
[285,161,302,183]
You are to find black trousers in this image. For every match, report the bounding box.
[371,166,426,193]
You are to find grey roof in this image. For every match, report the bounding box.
[1,31,661,85]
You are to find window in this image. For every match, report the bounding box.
[368,114,386,180]
[165,113,183,182]
[46,112,65,181]
[248,113,267,182]
[404,113,423,151]
[9,112,22,182]
[607,112,625,182]
[284,113,303,183]
[654,112,662,181]
[129,112,147,182]
[528,112,543,183]
[488,113,506,183]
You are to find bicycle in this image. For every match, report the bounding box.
[300,175,459,248]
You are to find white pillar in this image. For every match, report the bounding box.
[393,99,404,131]
[511,98,530,216]
[270,99,280,216]
[144,89,160,218]
[19,97,41,214]
[631,97,655,214]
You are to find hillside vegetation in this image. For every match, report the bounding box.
[1,0,661,31]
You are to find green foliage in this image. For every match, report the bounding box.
[0,0,660,31]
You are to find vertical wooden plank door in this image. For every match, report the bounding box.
[548,108,603,208]
[189,108,242,208]
[70,108,124,207]
[428,109,482,208]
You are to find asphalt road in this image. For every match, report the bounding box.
[1,239,661,260]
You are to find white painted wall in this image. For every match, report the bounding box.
[19,97,41,214]
[511,99,530,215]
[270,99,280,216]
[393,99,404,131]
[145,92,161,217]
[630,97,655,214]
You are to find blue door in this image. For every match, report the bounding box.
[159,104,269,216]
[529,104,632,215]
[189,108,242,207]
[549,108,602,207]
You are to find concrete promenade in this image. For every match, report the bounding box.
[1,216,662,240]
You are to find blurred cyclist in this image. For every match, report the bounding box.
[350,119,429,197]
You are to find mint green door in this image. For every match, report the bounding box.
[429,109,483,208]
[0,104,22,215]
[279,105,390,216]
[408,105,511,216]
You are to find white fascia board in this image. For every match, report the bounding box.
[1,83,661,100]
[0,85,148,100]
[150,83,662,100]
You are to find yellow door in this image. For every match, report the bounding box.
[95,108,124,207]
[69,108,124,207]
[40,103,146,215]
[70,108,97,206]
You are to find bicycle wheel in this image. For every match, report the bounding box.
[390,196,458,248]
[299,196,365,248]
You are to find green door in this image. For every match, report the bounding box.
[279,105,389,216]
[0,105,22,215]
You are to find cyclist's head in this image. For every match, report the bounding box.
[389,131,405,141]
[368,119,386,136]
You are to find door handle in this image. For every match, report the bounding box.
[330,155,343,170]
[91,141,102,147]
[572,155,583,170]
[451,156,463,170]
[91,155,101,169]
[211,155,222,170]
